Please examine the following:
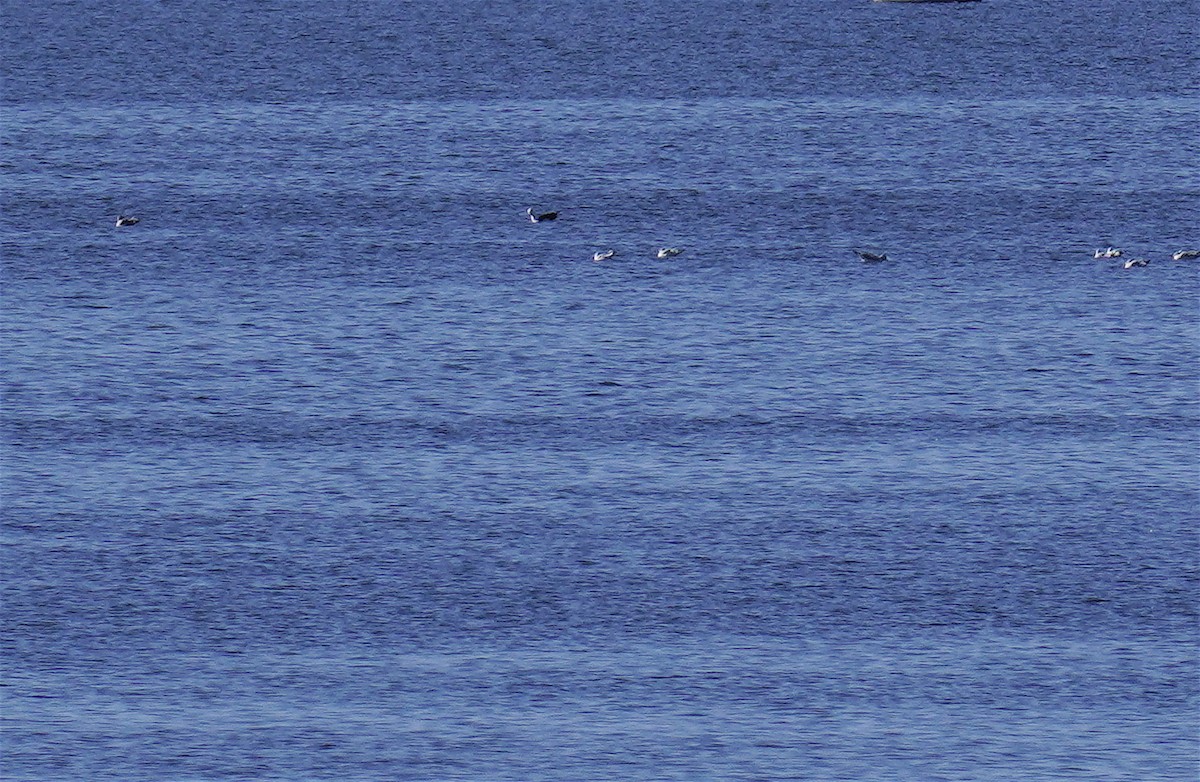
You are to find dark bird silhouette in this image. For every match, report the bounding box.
[526,208,559,223]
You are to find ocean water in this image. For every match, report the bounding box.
[1,0,1198,780]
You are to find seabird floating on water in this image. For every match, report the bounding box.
[1123,258,1149,268]
[526,208,558,223]
[1171,249,1200,261]
[855,250,888,262]
[656,247,683,259]
[1094,247,1123,258]
[115,216,140,227]
[592,249,616,262]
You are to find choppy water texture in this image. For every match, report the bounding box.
[2,1,1198,780]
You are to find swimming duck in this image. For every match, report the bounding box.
[1171,249,1199,261]
[1094,247,1123,259]
[115,215,140,227]
[656,247,683,259]
[592,249,616,262]
[1123,258,1149,268]
[855,250,888,262]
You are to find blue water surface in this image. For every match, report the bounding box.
[2,0,1198,780]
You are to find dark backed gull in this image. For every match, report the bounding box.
[526,208,558,223]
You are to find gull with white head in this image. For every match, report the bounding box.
[526,208,558,223]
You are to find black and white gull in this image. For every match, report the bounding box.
[526,208,558,223]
